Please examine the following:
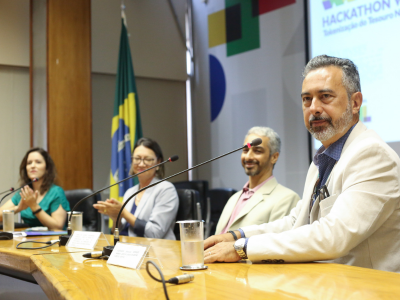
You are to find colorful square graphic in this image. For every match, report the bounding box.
[208,10,227,48]
[258,0,296,14]
[225,0,260,57]
[323,1,333,9]
[226,4,242,43]
[323,0,356,10]
[360,105,371,123]
[208,0,296,56]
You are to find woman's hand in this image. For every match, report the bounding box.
[15,198,29,213]
[19,186,39,210]
[93,198,122,221]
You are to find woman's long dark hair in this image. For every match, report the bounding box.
[19,147,58,194]
[131,137,165,179]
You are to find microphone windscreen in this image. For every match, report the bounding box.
[169,155,179,162]
[251,138,262,147]
[33,178,39,182]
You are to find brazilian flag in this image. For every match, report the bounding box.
[110,19,143,205]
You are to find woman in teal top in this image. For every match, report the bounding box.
[0,148,70,229]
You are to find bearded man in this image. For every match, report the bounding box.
[215,127,299,235]
[204,55,400,273]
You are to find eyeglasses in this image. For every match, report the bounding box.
[132,157,155,166]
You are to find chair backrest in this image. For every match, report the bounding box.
[209,188,237,235]
[174,188,201,240]
[64,189,102,232]
[173,180,209,220]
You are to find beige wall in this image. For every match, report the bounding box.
[0,0,30,196]
[0,0,29,67]
[0,66,30,195]
[92,0,187,80]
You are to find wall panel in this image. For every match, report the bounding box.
[47,0,92,189]
[0,0,29,67]
[91,0,186,81]
[0,66,30,194]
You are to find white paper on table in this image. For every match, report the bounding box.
[66,231,101,250]
[107,242,149,269]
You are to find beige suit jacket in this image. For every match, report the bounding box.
[215,178,300,235]
[242,122,400,272]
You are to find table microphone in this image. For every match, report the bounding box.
[101,138,262,256]
[0,187,14,196]
[0,232,13,240]
[0,178,39,240]
[59,155,179,246]
[0,178,39,206]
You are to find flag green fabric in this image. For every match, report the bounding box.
[110,19,143,206]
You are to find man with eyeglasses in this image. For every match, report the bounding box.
[203,55,400,273]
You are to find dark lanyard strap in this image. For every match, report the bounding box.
[309,178,320,212]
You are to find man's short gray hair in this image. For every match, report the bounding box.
[303,55,361,99]
[245,126,281,155]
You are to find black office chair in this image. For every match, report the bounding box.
[208,188,237,236]
[64,189,102,232]
[173,180,210,237]
[174,189,202,240]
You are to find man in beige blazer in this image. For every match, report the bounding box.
[215,126,300,235]
[204,55,400,273]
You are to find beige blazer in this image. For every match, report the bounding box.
[215,178,300,235]
[242,122,400,273]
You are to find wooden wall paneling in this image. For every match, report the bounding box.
[47,0,92,190]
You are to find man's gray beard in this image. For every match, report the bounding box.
[308,102,353,142]
[244,168,261,176]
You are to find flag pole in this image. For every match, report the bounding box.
[121,0,127,27]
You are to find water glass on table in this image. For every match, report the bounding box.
[3,210,15,233]
[177,220,208,270]
[67,211,83,233]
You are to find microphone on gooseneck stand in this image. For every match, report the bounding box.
[59,155,179,246]
[0,178,39,240]
[0,178,39,206]
[101,138,262,256]
[0,187,15,196]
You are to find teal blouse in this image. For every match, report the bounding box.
[11,184,70,227]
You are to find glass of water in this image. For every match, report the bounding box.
[3,210,15,233]
[177,220,208,270]
[67,211,83,232]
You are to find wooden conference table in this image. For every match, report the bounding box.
[0,233,400,299]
